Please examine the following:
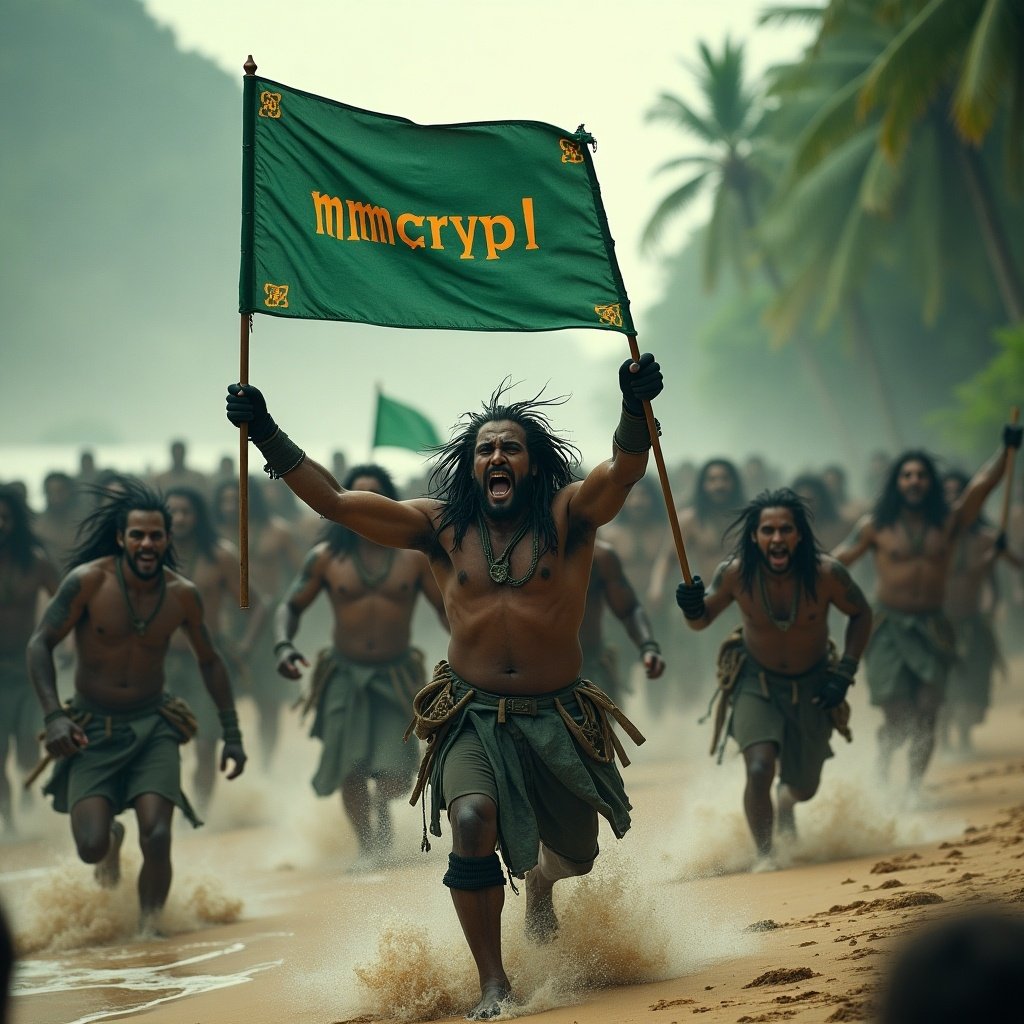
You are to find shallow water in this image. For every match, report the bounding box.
[16,936,285,1022]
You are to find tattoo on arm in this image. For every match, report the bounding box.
[830,561,868,610]
[286,549,319,601]
[41,574,82,633]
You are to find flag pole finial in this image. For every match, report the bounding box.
[244,55,257,76]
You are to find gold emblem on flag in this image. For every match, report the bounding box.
[259,92,283,118]
[595,303,622,327]
[264,283,289,308]
[559,139,584,164]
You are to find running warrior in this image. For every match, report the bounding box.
[676,489,872,861]
[937,470,1021,755]
[833,428,1020,794]
[26,479,246,932]
[275,464,449,871]
[226,356,662,1019]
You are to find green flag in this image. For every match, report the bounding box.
[373,391,442,452]
[240,76,634,335]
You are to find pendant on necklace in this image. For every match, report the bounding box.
[489,562,509,584]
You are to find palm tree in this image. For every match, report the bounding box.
[643,37,856,449]
[757,0,1022,445]
[642,37,776,289]
[782,0,1024,321]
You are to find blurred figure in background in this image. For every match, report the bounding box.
[835,429,1019,797]
[35,471,80,570]
[938,470,1020,756]
[151,439,208,499]
[274,465,448,871]
[166,486,265,814]
[647,459,745,713]
[0,486,59,833]
[791,472,852,552]
[581,538,665,709]
[214,477,303,770]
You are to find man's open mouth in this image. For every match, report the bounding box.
[487,471,512,499]
[767,547,789,570]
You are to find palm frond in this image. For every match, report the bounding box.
[905,124,946,324]
[818,202,872,327]
[953,0,1018,143]
[640,172,713,254]
[757,5,826,28]
[652,154,720,176]
[859,143,906,214]
[791,69,871,177]
[761,128,877,252]
[645,92,718,145]
[859,0,977,158]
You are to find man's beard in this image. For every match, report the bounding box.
[759,546,794,575]
[477,474,534,521]
[125,550,165,580]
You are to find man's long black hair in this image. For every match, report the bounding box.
[791,472,841,526]
[873,450,947,528]
[429,379,581,554]
[67,477,177,573]
[693,458,745,523]
[0,485,42,572]
[724,488,822,600]
[320,464,400,555]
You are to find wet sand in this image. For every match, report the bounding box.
[4,660,1024,1024]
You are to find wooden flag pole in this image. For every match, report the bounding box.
[627,335,693,585]
[1000,406,1021,535]
[237,54,258,610]
[239,313,250,609]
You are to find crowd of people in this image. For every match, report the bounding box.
[1,364,1023,1019]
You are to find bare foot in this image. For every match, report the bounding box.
[466,981,512,1020]
[94,820,125,888]
[524,866,558,944]
[137,913,168,939]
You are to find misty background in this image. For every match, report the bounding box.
[3,0,1022,506]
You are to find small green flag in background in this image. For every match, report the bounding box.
[373,391,442,452]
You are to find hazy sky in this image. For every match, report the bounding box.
[126,1,812,479]
[143,0,808,316]
[5,2,817,499]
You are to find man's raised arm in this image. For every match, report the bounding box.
[569,353,664,528]
[226,384,435,551]
[832,513,875,567]
[952,422,1023,533]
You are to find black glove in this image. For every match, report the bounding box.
[675,576,706,620]
[815,657,857,709]
[226,383,277,443]
[618,353,663,415]
[1004,423,1023,449]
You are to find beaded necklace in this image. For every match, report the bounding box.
[477,514,539,587]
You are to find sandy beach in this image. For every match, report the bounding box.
[4,657,1023,1024]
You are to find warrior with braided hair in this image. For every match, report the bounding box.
[227,355,663,1020]
[676,488,873,863]
[26,476,246,933]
